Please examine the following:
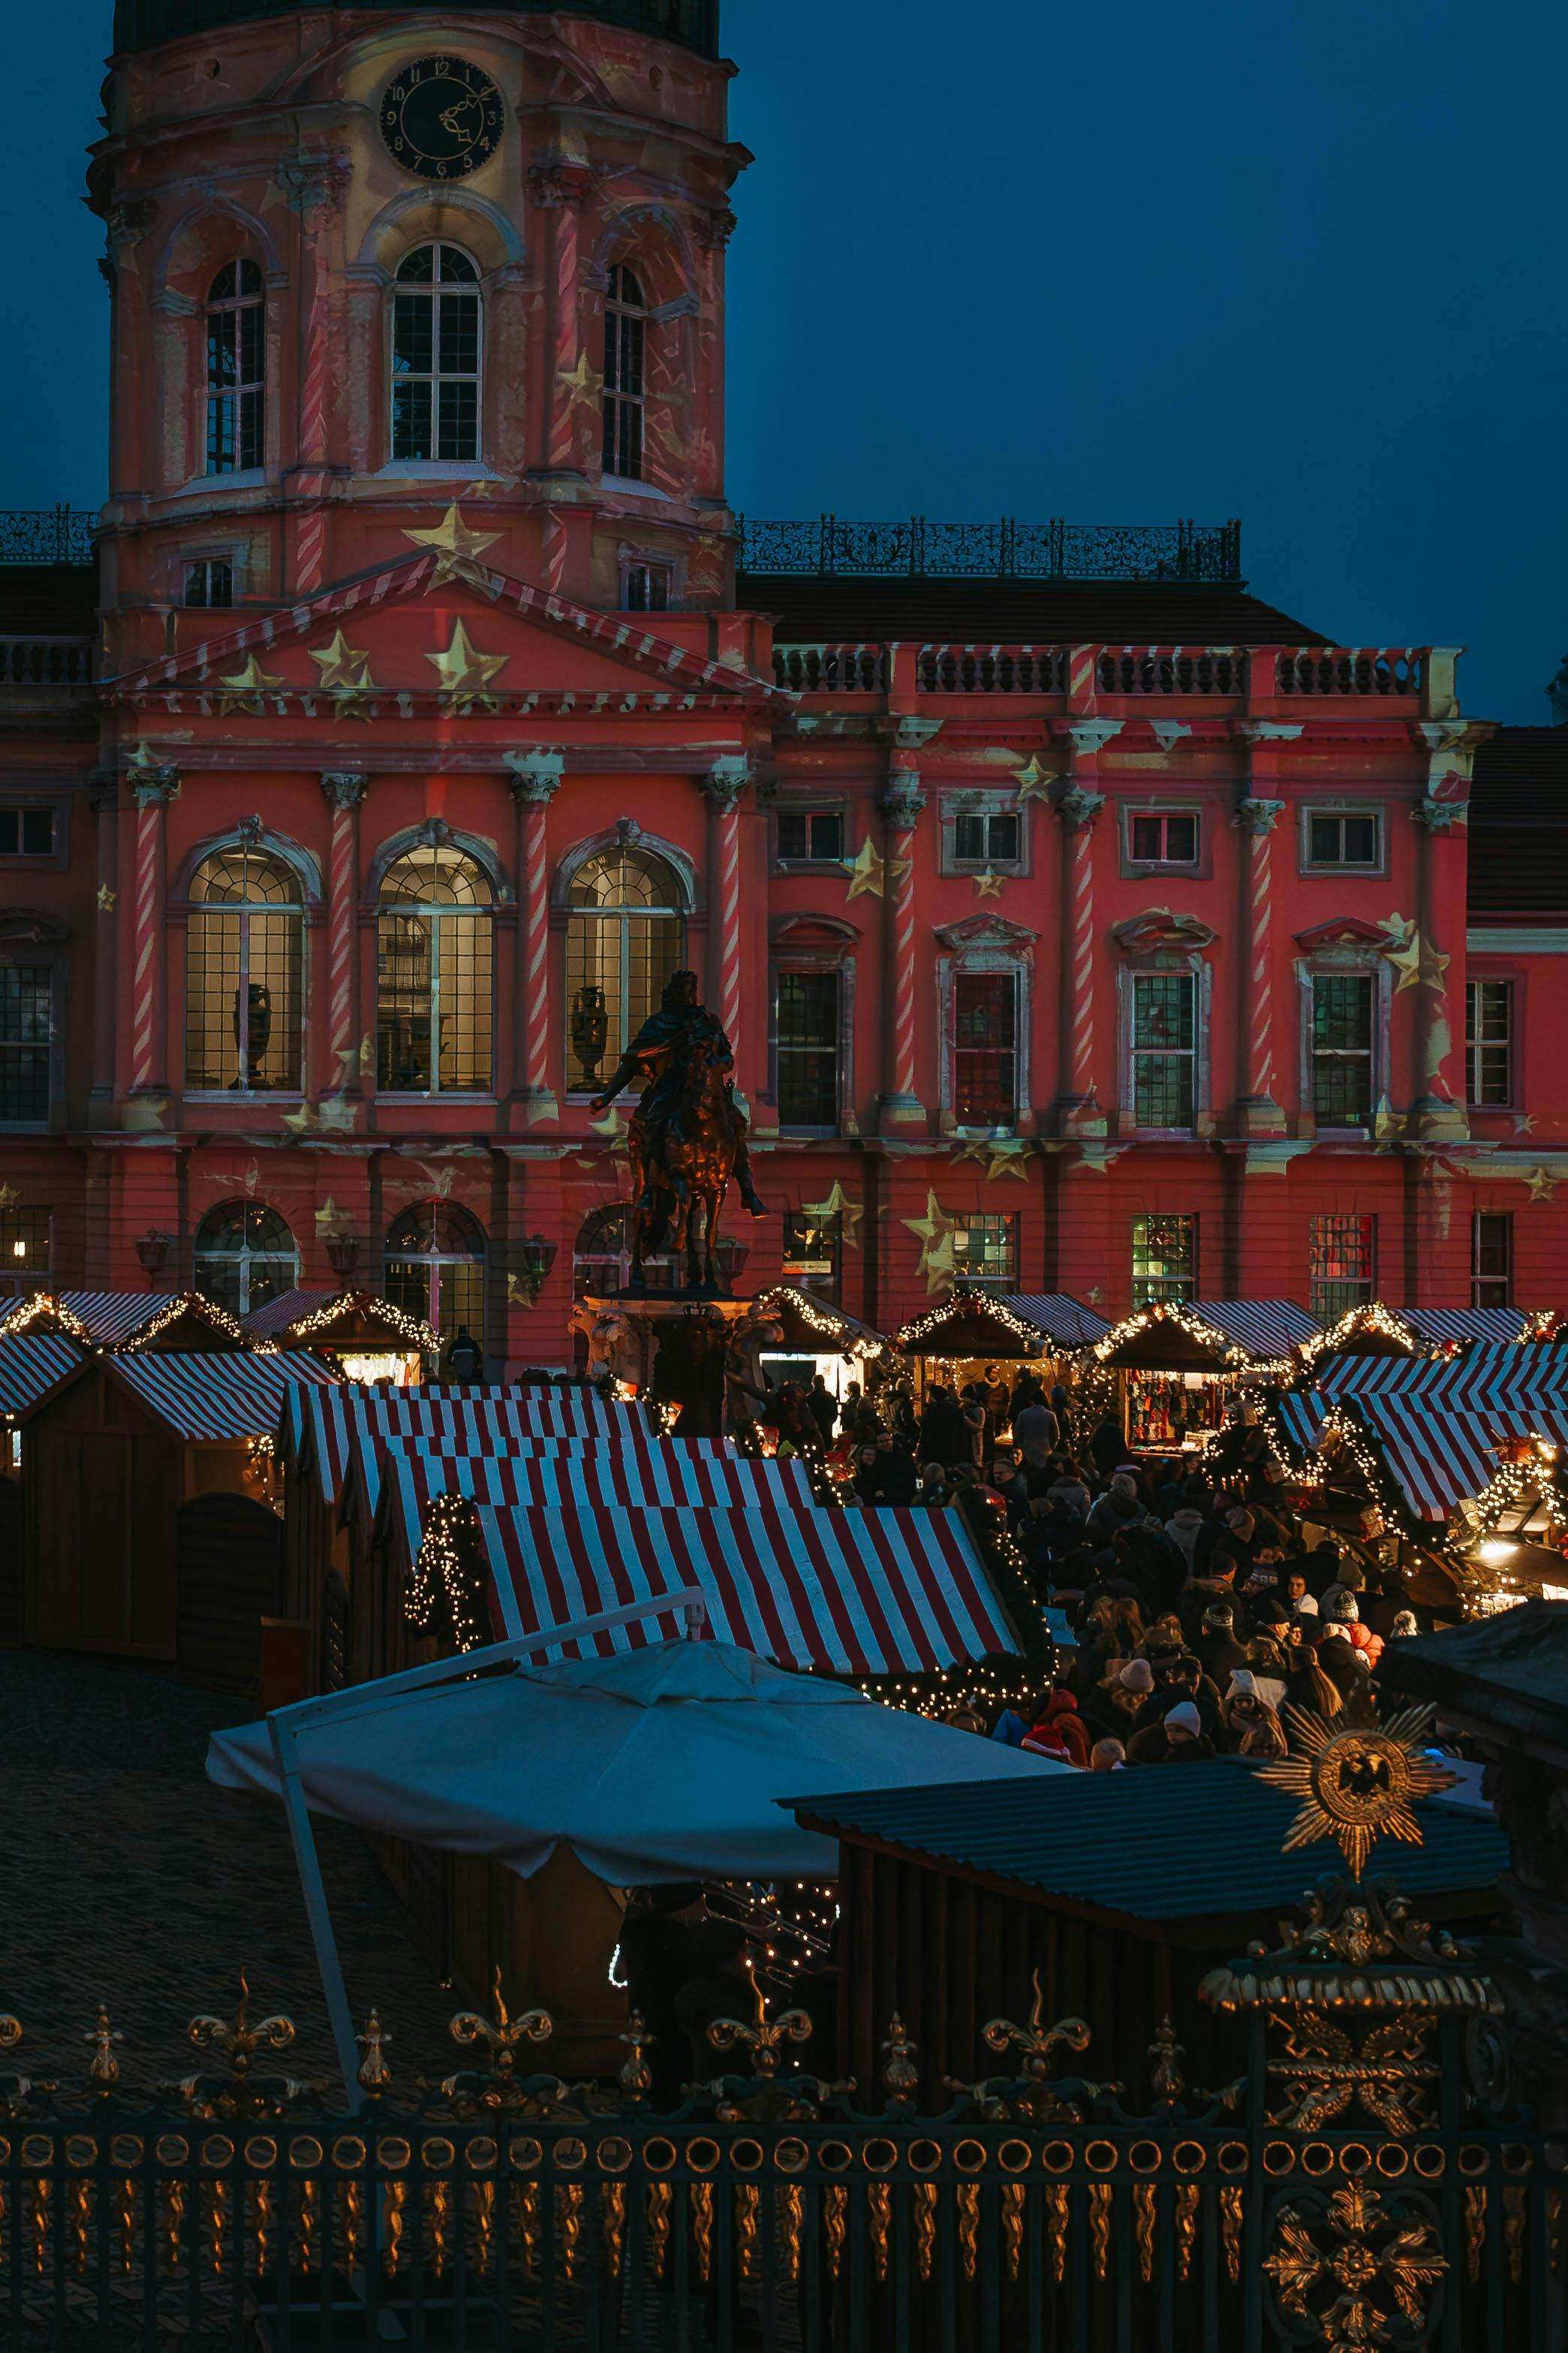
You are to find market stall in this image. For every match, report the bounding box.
[249,1286,435,1384]
[745,1283,887,1402]
[1292,1300,1437,1378]
[1088,1300,1249,1452]
[890,1284,1047,1421]
[1447,1434,1568,1613]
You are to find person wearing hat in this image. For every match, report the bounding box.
[1193,1601,1249,1688]
[1127,1698,1217,1764]
[1312,1622,1365,1704]
[1084,1653,1155,1740]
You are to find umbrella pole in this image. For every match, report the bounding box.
[268,1713,364,2109]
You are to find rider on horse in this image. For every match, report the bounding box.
[590,970,769,1217]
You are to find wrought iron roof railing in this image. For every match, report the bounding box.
[0,508,96,566]
[738,515,1244,583]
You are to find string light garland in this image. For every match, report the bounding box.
[1090,1300,1247,1368]
[115,1291,254,1355]
[406,1492,490,1653]
[1311,1402,1410,1538]
[750,1285,887,1364]
[1295,1300,1429,1372]
[277,1288,438,1354]
[891,1285,1046,1357]
[1446,1433,1568,1614]
[0,1291,91,1342]
[1517,1309,1563,1343]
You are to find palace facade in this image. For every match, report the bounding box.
[0,0,1563,1357]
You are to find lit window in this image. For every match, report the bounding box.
[1466,979,1513,1107]
[1129,811,1198,864]
[603,264,646,481]
[206,260,265,476]
[1310,1213,1375,1319]
[194,1201,298,1318]
[185,559,233,610]
[951,1212,1017,1288]
[386,1200,486,1345]
[781,1211,839,1300]
[0,969,51,1122]
[1473,1211,1512,1309]
[776,809,845,864]
[1131,973,1196,1127]
[953,973,1017,1126]
[1131,1214,1196,1305]
[0,1203,50,1288]
[0,808,55,857]
[1311,975,1374,1125]
[777,971,839,1127]
[953,809,1020,865]
[392,243,481,465]
[565,844,682,1092]
[1305,811,1380,868]
[378,842,493,1094]
[186,847,305,1093]
[624,562,672,613]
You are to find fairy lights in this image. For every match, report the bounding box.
[751,1285,886,1363]
[406,1492,490,1653]
[1091,1300,1247,1368]
[891,1285,1046,1357]
[0,1292,91,1343]
[278,1289,437,1354]
[1446,1433,1568,1613]
[116,1291,254,1355]
[1311,1403,1407,1536]
[1296,1301,1428,1371]
[1517,1309,1563,1343]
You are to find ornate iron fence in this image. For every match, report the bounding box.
[737,517,1244,584]
[0,508,95,566]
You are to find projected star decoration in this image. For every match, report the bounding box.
[403,505,502,587]
[427,621,507,713]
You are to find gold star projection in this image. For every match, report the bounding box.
[841,839,912,902]
[801,1180,864,1249]
[904,1192,960,1295]
[309,630,378,722]
[426,621,507,714]
[215,656,285,717]
[402,505,502,588]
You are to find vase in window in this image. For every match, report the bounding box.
[571,984,609,1086]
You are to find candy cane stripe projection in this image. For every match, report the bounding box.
[129,775,176,1092]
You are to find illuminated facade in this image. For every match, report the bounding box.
[0,0,1561,1354]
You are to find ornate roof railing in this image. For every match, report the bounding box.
[737,516,1244,583]
[0,508,96,565]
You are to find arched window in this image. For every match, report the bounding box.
[386,1201,486,1344]
[565,844,683,1092]
[206,260,266,476]
[573,1202,678,1300]
[377,841,493,1094]
[602,263,646,480]
[186,846,305,1093]
[194,1201,299,1318]
[392,243,481,464]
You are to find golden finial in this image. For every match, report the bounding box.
[447,1968,552,2085]
[880,2015,920,2107]
[85,2007,122,2091]
[357,2008,393,2097]
[187,1971,296,2080]
[618,2011,653,2103]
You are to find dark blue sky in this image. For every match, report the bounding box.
[12,1,1563,720]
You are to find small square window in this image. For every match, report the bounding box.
[1307,811,1380,868]
[1131,1213,1196,1304]
[777,809,845,864]
[0,808,55,857]
[953,809,1019,866]
[185,559,233,609]
[950,1212,1017,1288]
[1130,811,1199,864]
[624,562,672,613]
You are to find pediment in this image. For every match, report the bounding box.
[111,549,784,716]
[1293,916,1389,952]
[932,914,1039,953]
[771,911,862,947]
[0,908,69,946]
[1111,908,1217,956]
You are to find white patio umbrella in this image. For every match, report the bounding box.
[207,1596,1061,2099]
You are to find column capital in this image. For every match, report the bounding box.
[1055,785,1105,830]
[131,772,180,811]
[880,778,926,833]
[703,755,751,812]
[1233,797,1287,836]
[506,749,566,803]
[320,770,368,811]
[1411,796,1467,833]
[1064,720,1124,758]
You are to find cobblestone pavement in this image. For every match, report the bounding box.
[0,1647,462,2095]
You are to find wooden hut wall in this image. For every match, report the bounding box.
[26,1365,187,1658]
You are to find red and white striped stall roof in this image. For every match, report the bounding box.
[112,1351,337,1441]
[1339,1394,1568,1524]
[1321,1344,1568,1407]
[1192,1300,1322,1360]
[1274,1391,1326,1457]
[468,1499,1019,1677]
[376,1440,816,1555]
[0,1333,83,1417]
[1401,1308,1539,1347]
[52,1293,167,1344]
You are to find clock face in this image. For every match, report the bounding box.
[380,56,504,182]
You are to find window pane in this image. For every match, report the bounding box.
[778,971,839,1125]
[776,812,808,862]
[1164,813,1197,861]
[987,812,1019,863]
[1131,974,1195,1128]
[378,911,434,1090]
[1343,816,1378,863]
[781,1212,839,1298]
[1466,979,1512,1106]
[434,915,492,1092]
[1308,815,1341,864]
[0,966,50,1120]
[438,290,479,377]
[1131,1213,1195,1304]
[953,812,986,862]
[393,293,433,376]
[1309,1213,1374,1318]
[952,1213,1016,1287]
[953,973,1016,1125]
[1312,975,1374,1122]
[1130,815,1162,860]
[20,809,53,855]
[809,810,844,861]
[437,378,479,462]
[392,381,432,462]
[0,813,15,854]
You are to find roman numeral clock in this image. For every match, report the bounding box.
[380,56,505,180]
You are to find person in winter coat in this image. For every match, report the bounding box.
[1193,1603,1250,1689]
[917,1383,965,1468]
[1012,1397,1061,1492]
[1165,1503,1215,1577]
[1089,1412,1126,1481]
[1086,1472,1151,1550]
[1018,1494,1088,1577]
[1023,1691,1091,1767]
[1089,1737,1126,1770]
[805,1375,838,1444]
[1127,1700,1217,1764]
[1045,1461,1093,1520]
[1314,1625,1365,1703]
[913,1462,952,1509]
[1049,1384,1076,1452]
[1082,1655,1156,1741]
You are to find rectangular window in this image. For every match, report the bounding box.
[1129,811,1199,865]
[781,1211,840,1300]
[0,966,51,1121]
[1131,972,1196,1128]
[184,559,233,610]
[776,809,845,865]
[1466,979,1513,1107]
[1312,975,1374,1125]
[776,970,840,1127]
[0,809,55,857]
[1310,1213,1376,1319]
[951,1212,1018,1288]
[1306,811,1381,868]
[953,972,1017,1126]
[0,1203,50,1290]
[624,563,672,613]
[953,809,1020,865]
[1131,1213,1196,1305]
[1472,1211,1512,1309]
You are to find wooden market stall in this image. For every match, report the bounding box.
[1290,1300,1437,1381]
[1087,1300,1249,1452]
[891,1284,1048,1420]
[745,1283,886,1402]
[24,1350,336,1689]
[1,1288,256,1355]
[0,1332,86,1640]
[248,1285,435,1384]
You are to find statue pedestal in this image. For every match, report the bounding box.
[582,1292,752,1439]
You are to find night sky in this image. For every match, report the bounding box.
[12,0,1563,722]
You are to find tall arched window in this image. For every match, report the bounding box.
[386,1201,486,1344]
[206,260,266,476]
[195,1201,299,1318]
[186,846,305,1093]
[602,263,646,480]
[565,844,683,1092]
[392,243,481,464]
[377,842,493,1094]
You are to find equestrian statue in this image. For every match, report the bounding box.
[590,970,768,1292]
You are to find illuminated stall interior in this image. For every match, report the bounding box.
[891,1285,1047,1423]
[748,1285,886,1402]
[1090,1302,1247,1452]
[252,1289,437,1385]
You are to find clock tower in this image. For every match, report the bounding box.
[91,0,745,676]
